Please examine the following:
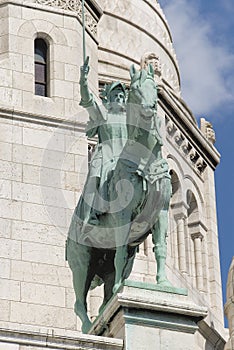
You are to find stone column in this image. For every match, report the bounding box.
[175,213,187,274]
[191,233,204,291]
[203,164,224,320]
[224,257,234,350]
[171,202,189,273]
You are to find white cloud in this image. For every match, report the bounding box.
[160,0,234,116]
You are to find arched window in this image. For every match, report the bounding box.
[187,190,198,223]
[34,38,48,97]
[170,170,181,199]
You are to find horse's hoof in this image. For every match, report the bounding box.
[82,320,92,334]
[157,278,172,287]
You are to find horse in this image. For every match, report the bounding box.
[66,63,172,333]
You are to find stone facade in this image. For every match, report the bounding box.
[0,0,227,349]
[224,258,234,350]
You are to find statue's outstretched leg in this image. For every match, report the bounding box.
[66,238,93,333]
[152,209,171,286]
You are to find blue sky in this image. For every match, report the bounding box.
[159,0,234,324]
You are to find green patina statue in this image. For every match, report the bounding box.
[66,57,172,333]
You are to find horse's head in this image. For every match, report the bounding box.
[128,64,157,117]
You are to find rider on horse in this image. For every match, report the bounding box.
[66,59,172,333]
[69,57,129,239]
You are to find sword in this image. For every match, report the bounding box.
[81,0,86,64]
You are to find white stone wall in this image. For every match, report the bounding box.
[0,0,99,336]
[0,116,91,332]
[0,0,99,119]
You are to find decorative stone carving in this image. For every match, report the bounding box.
[174,130,184,147]
[35,0,98,36]
[141,52,162,78]
[196,157,207,173]
[189,148,198,163]
[166,118,176,136]
[200,117,216,144]
[165,115,207,175]
[140,50,179,91]
[191,232,204,241]
[206,124,216,144]
[181,140,191,155]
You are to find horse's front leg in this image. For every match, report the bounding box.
[66,239,93,333]
[113,213,131,294]
[152,209,171,286]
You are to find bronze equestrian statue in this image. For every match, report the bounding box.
[66,57,172,333]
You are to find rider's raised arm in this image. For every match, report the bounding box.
[79,57,104,137]
[79,57,92,107]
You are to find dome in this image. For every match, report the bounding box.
[96,0,181,94]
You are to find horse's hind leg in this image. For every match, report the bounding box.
[113,215,131,294]
[98,271,115,313]
[73,266,93,333]
[66,238,93,333]
[152,209,171,286]
[113,244,129,293]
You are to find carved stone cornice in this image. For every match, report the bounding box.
[158,86,220,170]
[170,201,189,210]
[0,106,86,132]
[189,220,207,240]
[165,115,208,176]
[35,0,102,37]
[170,201,189,219]
[187,220,208,232]
[0,327,123,350]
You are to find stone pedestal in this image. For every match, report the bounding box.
[89,280,208,350]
